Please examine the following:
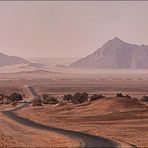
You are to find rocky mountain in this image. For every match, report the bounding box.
[70,37,148,69]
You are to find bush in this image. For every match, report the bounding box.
[125,94,131,99]
[42,94,49,100]
[72,92,88,104]
[116,93,124,97]
[10,93,23,102]
[82,92,89,102]
[141,96,148,102]
[0,93,5,104]
[63,94,73,103]
[42,96,59,105]
[90,94,105,101]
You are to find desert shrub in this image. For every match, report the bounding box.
[0,93,5,104]
[72,92,88,104]
[82,92,89,101]
[90,94,105,101]
[63,94,73,103]
[125,94,131,99]
[32,98,42,106]
[141,96,148,102]
[3,95,12,104]
[42,96,59,105]
[116,93,124,97]
[10,93,23,102]
[42,94,49,100]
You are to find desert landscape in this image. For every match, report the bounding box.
[0,72,148,147]
[0,1,148,148]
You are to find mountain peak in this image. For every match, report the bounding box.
[112,37,123,42]
[109,37,124,43]
[103,37,125,48]
[112,37,121,40]
[70,37,148,69]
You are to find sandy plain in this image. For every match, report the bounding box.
[0,71,148,147]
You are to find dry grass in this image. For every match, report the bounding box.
[16,98,148,147]
[0,112,80,147]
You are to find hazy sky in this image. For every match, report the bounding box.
[0,1,148,58]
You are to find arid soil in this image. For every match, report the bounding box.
[16,98,148,147]
[0,114,80,147]
[0,106,80,147]
[0,75,148,147]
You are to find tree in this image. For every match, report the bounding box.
[10,93,23,102]
[42,95,59,105]
[42,94,49,100]
[125,94,131,99]
[0,93,5,104]
[90,94,105,101]
[72,92,88,104]
[63,94,73,103]
[116,93,124,98]
[72,92,82,104]
[82,92,89,102]
[47,96,59,104]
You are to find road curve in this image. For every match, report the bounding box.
[2,86,120,148]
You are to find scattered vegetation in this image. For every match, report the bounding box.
[63,92,106,104]
[41,94,59,105]
[116,93,124,97]
[63,94,73,103]
[42,94,49,100]
[125,94,132,99]
[72,92,88,104]
[0,92,23,104]
[90,94,105,101]
[116,93,132,99]
[9,93,23,102]
[0,93,5,104]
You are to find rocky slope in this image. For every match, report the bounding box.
[70,37,148,69]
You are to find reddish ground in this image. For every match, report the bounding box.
[16,98,148,147]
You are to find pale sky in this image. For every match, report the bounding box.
[0,1,148,58]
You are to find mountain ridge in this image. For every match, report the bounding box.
[0,52,44,68]
[0,52,29,67]
[70,37,148,69]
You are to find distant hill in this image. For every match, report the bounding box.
[0,52,44,68]
[0,70,65,79]
[0,52,30,67]
[70,37,148,69]
[15,69,64,75]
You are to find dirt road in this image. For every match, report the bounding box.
[1,86,120,147]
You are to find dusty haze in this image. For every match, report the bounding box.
[0,1,148,58]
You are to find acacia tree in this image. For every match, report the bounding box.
[0,93,5,104]
[90,94,105,101]
[72,92,88,104]
[82,92,89,102]
[63,94,73,103]
[10,93,23,102]
[42,94,49,100]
